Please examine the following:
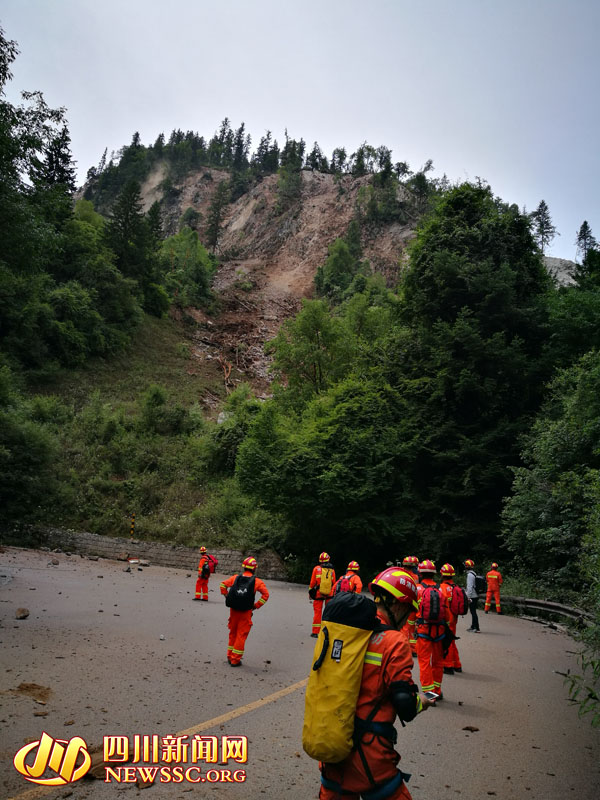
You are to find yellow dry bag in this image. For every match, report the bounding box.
[318,566,334,596]
[302,593,378,763]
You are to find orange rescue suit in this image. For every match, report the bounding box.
[220,570,269,665]
[485,568,503,613]
[416,578,448,695]
[309,564,336,636]
[195,555,210,600]
[439,579,462,670]
[404,569,419,656]
[320,610,417,800]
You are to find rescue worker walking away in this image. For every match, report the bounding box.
[439,563,463,674]
[416,560,448,699]
[220,556,269,666]
[317,567,434,800]
[402,555,420,656]
[485,562,503,613]
[464,559,480,632]
[194,546,214,601]
[333,561,363,594]
[309,552,336,637]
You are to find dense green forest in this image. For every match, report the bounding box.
[1,27,598,720]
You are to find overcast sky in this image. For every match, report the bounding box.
[2,0,598,261]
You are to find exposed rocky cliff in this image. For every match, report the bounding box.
[136,166,573,392]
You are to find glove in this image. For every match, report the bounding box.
[253,602,261,610]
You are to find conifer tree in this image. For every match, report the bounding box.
[531,199,558,254]
[95,147,107,175]
[106,179,148,279]
[153,133,165,155]
[232,122,249,171]
[39,124,77,190]
[331,147,347,174]
[204,180,229,251]
[576,220,597,263]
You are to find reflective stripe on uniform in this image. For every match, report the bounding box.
[364,651,382,667]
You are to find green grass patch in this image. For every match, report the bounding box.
[27,314,226,409]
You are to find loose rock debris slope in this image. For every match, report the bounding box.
[154,168,415,394]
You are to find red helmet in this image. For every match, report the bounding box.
[242,556,257,571]
[199,546,207,553]
[319,552,331,563]
[369,568,419,611]
[491,562,499,569]
[418,559,436,573]
[440,563,455,577]
[402,555,419,567]
[347,560,360,572]
[464,559,475,569]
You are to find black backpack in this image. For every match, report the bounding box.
[225,575,256,611]
[200,561,211,579]
[475,575,487,595]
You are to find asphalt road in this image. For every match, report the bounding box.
[1,547,599,800]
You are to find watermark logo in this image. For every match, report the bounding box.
[13,732,91,786]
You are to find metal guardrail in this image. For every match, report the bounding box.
[502,595,594,626]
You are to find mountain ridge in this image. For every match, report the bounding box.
[105,164,576,393]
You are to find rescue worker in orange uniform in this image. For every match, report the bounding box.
[319,567,435,800]
[194,546,211,601]
[402,556,420,656]
[333,561,363,594]
[416,559,448,699]
[439,563,462,674]
[309,552,336,638]
[485,562,503,613]
[220,556,269,666]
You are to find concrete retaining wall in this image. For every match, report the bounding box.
[0,525,288,580]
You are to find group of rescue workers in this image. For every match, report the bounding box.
[306,551,503,799]
[193,546,503,800]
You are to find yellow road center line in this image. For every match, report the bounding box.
[7,677,308,800]
[178,676,308,736]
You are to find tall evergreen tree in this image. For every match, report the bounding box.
[530,199,558,254]
[276,133,305,212]
[153,133,165,155]
[576,220,597,263]
[330,147,347,174]
[306,142,328,172]
[232,122,249,171]
[106,179,148,280]
[40,124,77,190]
[204,180,229,252]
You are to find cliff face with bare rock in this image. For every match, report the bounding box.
[135,166,573,391]
[138,166,416,388]
[544,256,576,285]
